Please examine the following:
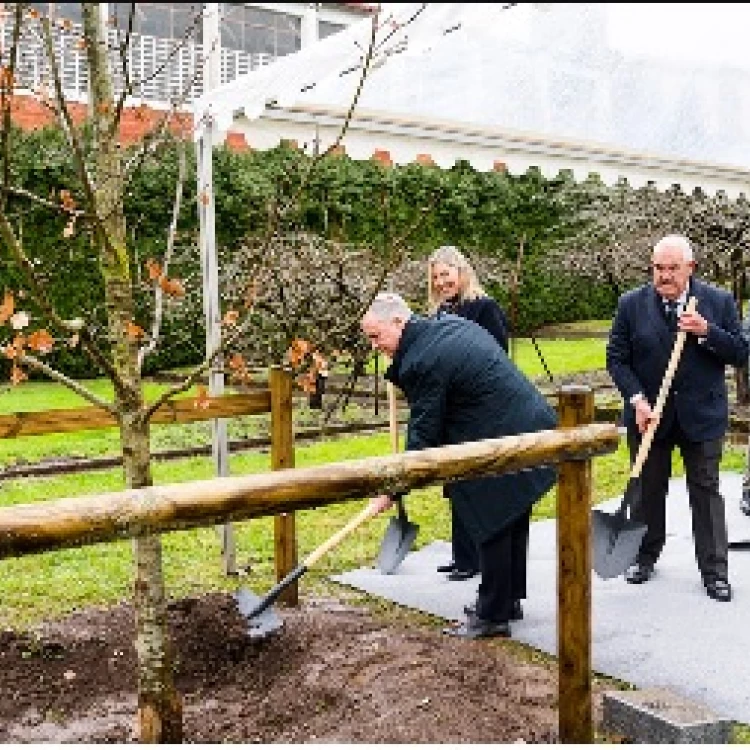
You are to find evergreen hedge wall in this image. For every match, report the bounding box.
[0,126,617,377]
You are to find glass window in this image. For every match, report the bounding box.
[110,3,201,40]
[221,4,300,58]
[27,3,83,24]
[318,20,345,41]
[55,3,82,24]
[140,5,170,38]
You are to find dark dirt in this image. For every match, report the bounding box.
[0,592,592,743]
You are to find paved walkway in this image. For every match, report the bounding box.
[332,472,750,724]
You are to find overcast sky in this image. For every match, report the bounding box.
[606,3,750,69]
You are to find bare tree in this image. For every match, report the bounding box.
[0,3,444,740]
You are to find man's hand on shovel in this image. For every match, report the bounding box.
[633,397,654,434]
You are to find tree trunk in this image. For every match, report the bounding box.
[82,5,181,741]
[123,414,183,742]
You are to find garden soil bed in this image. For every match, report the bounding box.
[0,592,601,743]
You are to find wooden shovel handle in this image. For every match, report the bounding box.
[305,503,380,567]
[388,381,399,454]
[630,295,697,478]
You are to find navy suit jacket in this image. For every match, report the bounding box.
[607,278,747,441]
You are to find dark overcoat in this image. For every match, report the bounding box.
[607,278,748,441]
[437,296,510,352]
[385,314,558,545]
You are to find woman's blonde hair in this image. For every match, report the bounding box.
[426,245,486,314]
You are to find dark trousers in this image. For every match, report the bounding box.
[627,424,728,580]
[475,509,531,623]
[450,500,480,571]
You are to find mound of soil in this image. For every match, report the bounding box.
[0,592,576,743]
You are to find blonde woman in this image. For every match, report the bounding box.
[426,246,524,622]
[427,245,509,353]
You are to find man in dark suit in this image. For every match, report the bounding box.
[361,292,558,639]
[607,234,747,602]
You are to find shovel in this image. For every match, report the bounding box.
[592,296,697,580]
[236,501,381,638]
[375,380,419,574]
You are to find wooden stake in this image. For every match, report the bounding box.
[556,385,595,744]
[270,366,297,605]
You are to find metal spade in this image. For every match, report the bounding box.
[593,296,696,580]
[376,496,420,574]
[235,502,381,638]
[376,380,419,574]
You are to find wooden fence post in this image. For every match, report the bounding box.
[270,366,297,605]
[556,385,595,744]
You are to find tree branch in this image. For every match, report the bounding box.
[142,318,249,422]
[18,353,117,415]
[5,185,86,216]
[0,210,125,387]
[139,142,187,368]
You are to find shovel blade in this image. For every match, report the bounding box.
[592,508,647,580]
[235,587,284,639]
[376,516,419,574]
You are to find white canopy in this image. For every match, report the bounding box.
[194,3,750,197]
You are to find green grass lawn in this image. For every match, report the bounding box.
[0,331,745,633]
[511,337,606,378]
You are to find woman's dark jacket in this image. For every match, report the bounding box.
[437,295,509,352]
[385,314,557,544]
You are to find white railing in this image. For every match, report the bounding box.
[0,17,272,108]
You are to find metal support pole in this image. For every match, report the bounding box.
[197,3,237,575]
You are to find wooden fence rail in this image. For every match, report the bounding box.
[0,420,618,558]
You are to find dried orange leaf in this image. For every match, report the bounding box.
[194,385,211,410]
[59,189,76,211]
[146,258,162,281]
[10,364,27,385]
[0,290,13,324]
[126,321,145,340]
[296,371,317,394]
[159,276,185,297]
[228,353,246,371]
[27,329,54,354]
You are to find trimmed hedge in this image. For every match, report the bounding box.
[0,126,616,377]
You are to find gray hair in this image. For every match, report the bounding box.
[653,234,694,262]
[364,292,413,322]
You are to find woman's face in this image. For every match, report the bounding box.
[431,262,462,301]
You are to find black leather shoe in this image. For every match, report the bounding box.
[704,578,732,602]
[741,493,750,517]
[464,599,523,621]
[625,562,654,584]
[447,568,478,581]
[442,614,510,640]
[437,561,456,574]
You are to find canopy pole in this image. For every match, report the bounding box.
[198,3,237,575]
